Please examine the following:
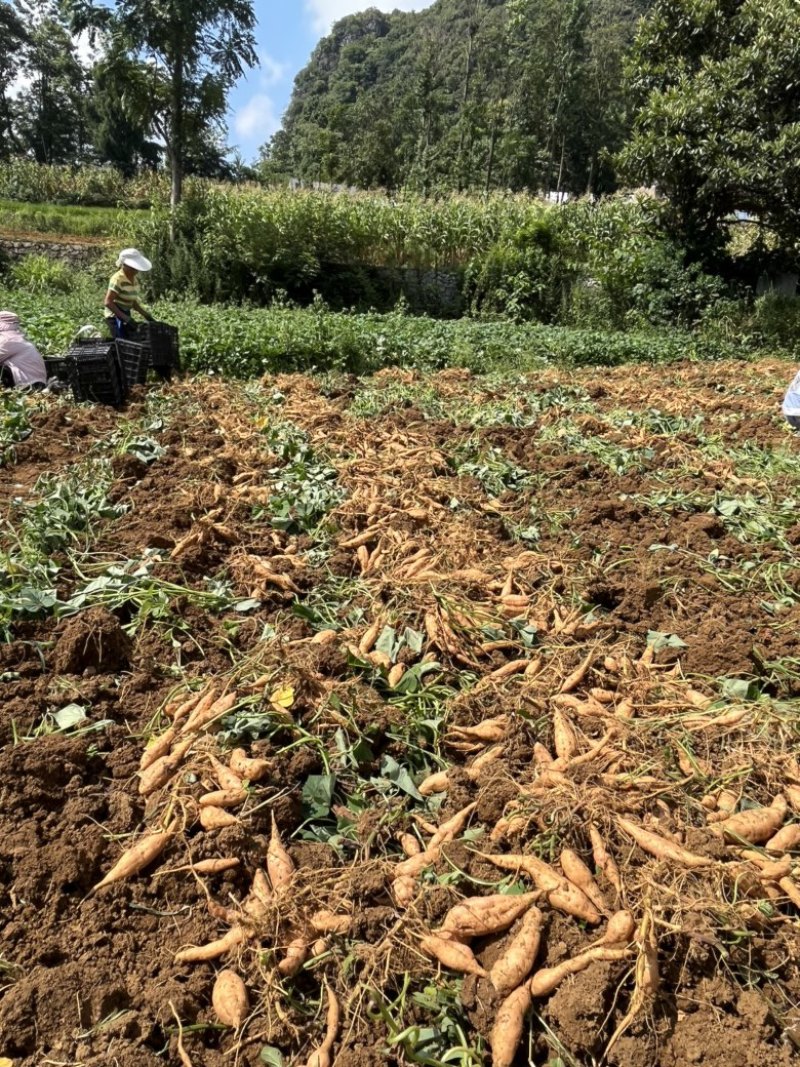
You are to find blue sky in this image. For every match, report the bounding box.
[228,1,435,162]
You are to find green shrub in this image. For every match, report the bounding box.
[464,213,570,322]
[751,294,800,354]
[8,255,76,294]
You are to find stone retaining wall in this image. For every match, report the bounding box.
[0,238,104,267]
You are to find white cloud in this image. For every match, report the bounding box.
[234,93,281,141]
[305,0,435,35]
[261,54,290,87]
[231,52,288,145]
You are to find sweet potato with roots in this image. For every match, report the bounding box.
[468,743,505,779]
[617,817,713,868]
[212,969,249,1028]
[560,848,610,915]
[310,910,353,936]
[199,788,248,809]
[490,906,544,996]
[589,823,623,896]
[267,814,295,891]
[138,738,194,797]
[490,984,532,1067]
[181,691,237,736]
[715,796,787,845]
[229,748,271,782]
[396,802,478,881]
[200,806,239,830]
[449,717,509,744]
[304,980,340,1067]
[482,853,600,924]
[530,946,631,997]
[419,770,450,796]
[175,925,246,963]
[206,754,244,792]
[278,937,309,977]
[139,726,177,772]
[552,710,579,762]
[441,892,539,941]
[94,825,175,890]
[420,934,487,978]
[766,824,800,853]
[588,910,636,949]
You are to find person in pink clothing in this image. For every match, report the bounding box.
[0,311,47,390]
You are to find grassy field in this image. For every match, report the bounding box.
[1,362,800,1067]
[0,199,134,239]
[0,278,784,379]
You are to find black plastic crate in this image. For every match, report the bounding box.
[67,339,127,406]
[43,354,76,385]
[115,338,149,387]
[139,321,180,372]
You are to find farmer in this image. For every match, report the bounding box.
[104,248,154,338]
[782,367,800,430]
[0,311,47,390]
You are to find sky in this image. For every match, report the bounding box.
[228,1,435,162]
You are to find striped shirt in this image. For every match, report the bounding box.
[104,269,142,319]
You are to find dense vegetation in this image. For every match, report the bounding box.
[265,0,652,196]
[619,0,800,267]
[0,0,257,201]
[1,261,795,379]
[0,166,733,326]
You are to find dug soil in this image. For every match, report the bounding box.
[2,361,800,1067]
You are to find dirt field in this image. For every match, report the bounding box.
[2,360,800,1067]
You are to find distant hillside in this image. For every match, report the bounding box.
[264,0,652,195]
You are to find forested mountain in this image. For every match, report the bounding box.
[263,0,652,195]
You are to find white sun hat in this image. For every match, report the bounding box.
[117,248,152,272]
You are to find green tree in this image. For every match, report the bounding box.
[69,0,256,210]
[0,1,28,158]
[618,0,800,262]
[86,56,160,175]
[10,0,89,164]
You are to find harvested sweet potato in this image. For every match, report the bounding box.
[530,946,630,997]
[420,933,487,977]
[267,814,295,890]
[715,796,787,845]
[490,984,532,1067]
[441,892,539,941]
[175,925,245,963]
[94,825,175,890]
[212,969,249,1028]
[489,906,543,996]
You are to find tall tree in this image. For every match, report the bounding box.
[86,56,161,175]
[618,0,800,262]
[265,0,649,196]
[12,1,89,164]
[0,1,28,158]
[69,0,257,211]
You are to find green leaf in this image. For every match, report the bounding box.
[54,703,89,730]
[379,755,424,800]
[403,627,425,654]
[233,598,261,613]
[646,630,687,652]
[393,661,441,694]
[718,677,761,702]
[259,1047,285,1067]
[375,625,398,660]
[302,774,336,819]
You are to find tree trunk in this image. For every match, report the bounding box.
[456,24,474,190]
[169,51,184,236]
[555,135,566,196]
[485,119,498,192]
